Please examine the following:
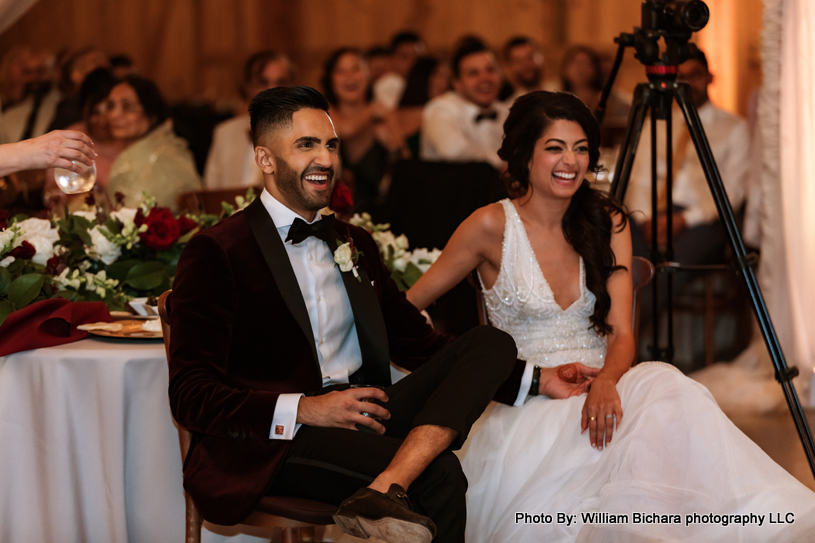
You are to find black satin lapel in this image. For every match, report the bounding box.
[330,229,391,386]
[244,199,320,367]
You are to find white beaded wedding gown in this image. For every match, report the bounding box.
[459,199,815,543]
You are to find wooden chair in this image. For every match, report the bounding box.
[157,290,335,543]
[177,186,263,215]
[471,256,655,356]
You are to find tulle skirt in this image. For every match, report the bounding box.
[459,362,815,542]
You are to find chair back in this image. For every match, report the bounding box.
[157,290,335,542]
[178,186,262,215]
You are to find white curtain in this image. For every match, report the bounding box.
[778,0,815,393]
[691,0,815,410]
[0,0,38,35]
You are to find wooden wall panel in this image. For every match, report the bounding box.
[0,0,760,116]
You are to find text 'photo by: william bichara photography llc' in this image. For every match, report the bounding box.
[514,511,797,528]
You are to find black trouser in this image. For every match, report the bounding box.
[267,325,517,543]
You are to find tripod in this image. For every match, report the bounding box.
[598,57,815,478]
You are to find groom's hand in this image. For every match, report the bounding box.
[539,363,600,399]
[297,388,391,434]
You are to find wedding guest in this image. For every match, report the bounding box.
[0,47,61,144]
[395,56,451,158]
[625,48,749,320]
[47,47,110,131]
[41,67,125,211]
[420,36,507,170]
[365,46,392,84]
[168,85,571,543]
[559,45,604,111]
[502,36,558,103]
[203,50,295,189]
[105,75,201,211]
[321,47,405,212]
[373,31,425,109]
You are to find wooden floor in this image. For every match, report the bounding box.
[728,408,815,491]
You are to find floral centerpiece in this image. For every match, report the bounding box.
[348,212,441,291]
[0,190,256,327]
[0,190,438,327]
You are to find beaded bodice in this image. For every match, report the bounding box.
[478,199,607,369]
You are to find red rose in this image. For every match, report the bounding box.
[330,179,354,216]
[139,208,181,251]
[9,240,36,260]
[177,216,198,236]
[45,254,67,275]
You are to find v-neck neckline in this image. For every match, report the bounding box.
[510,201,584,312]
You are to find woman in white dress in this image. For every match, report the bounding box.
[406,91,815,542]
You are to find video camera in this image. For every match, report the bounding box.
[618,0,709,67]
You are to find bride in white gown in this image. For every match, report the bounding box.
[407,91,815,542]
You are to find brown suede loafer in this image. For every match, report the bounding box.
[333,483,436,543]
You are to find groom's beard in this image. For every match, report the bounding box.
[275,155,336,212]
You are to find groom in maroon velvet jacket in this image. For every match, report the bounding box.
[168,86,589,543]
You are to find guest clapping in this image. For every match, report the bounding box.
[321,48,405,212]
[105,76,201,211]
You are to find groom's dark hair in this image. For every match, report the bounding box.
[249,85,329,145]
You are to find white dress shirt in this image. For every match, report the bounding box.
[203,115,263,189]
[625,101,750,227]
[420,91,508,169]
[261,189,362,440]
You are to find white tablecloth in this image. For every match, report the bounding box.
[0,337,185,543]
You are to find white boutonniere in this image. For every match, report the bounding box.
[334,232,363,282]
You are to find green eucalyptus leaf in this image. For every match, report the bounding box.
[125,261,168,291]
[0,300,13,327]
[400,262,424,290]
[0,267,11,297]
[8,273,45,308]
[106,259,140,281]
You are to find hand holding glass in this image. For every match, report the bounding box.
[54,160,97,194]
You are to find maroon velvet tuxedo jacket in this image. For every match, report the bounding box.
[167,197,525,525]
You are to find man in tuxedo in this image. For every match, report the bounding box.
[420,37,508,170]
[169,86,593,543]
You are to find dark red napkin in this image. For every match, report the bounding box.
[0,299,113,357]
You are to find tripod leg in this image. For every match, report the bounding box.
[674,83,815,479]
[611,84,652,201]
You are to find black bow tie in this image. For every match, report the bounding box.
[285,214,336,245]
[474,110,498,123]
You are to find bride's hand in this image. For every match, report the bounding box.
[581,377,622,451]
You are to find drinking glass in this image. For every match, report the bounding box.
[54,160,97,194]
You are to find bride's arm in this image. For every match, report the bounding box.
[407,203,504,310]
[581,211,635,451]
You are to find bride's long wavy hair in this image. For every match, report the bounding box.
[497,91,627,335]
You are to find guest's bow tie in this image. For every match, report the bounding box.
[286,214,336,244]
[474,110,498,123]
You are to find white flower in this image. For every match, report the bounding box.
[53,267,84,291]
[16,217,60,265]
[72,210,98,223]
[86,226,122,265]
[110,207,138,228]
[333,242,354,272]
[394,234,409,251]
[0,227,18,254]
[407,247,442,273]
[392,256,407,272]
[0,256,14,267]
[83,269,118,298]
